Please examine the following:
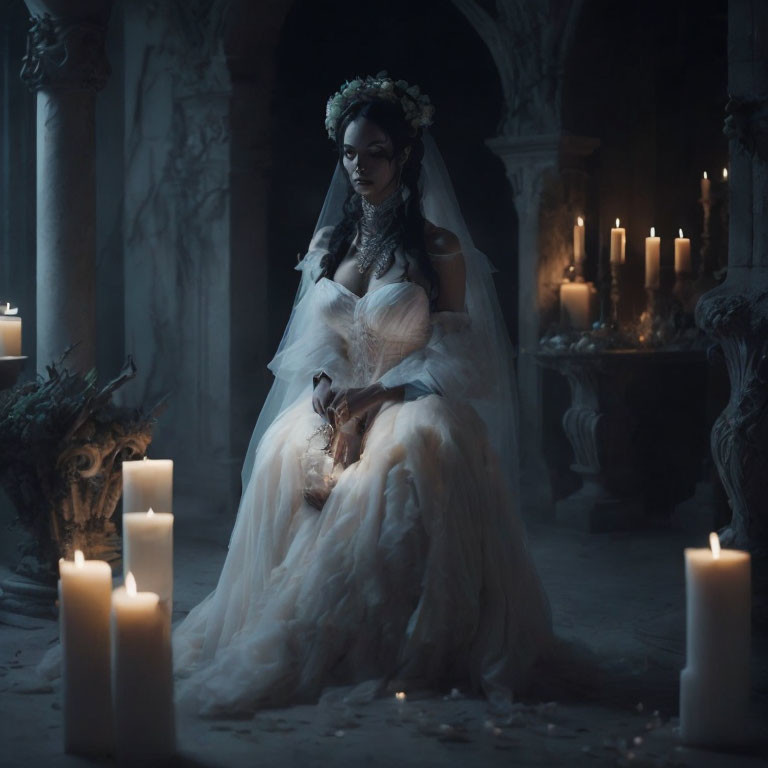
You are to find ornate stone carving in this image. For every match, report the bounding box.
[696,280,768,553]
[20,13,109,92]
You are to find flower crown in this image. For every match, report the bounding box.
[325,71,435,140]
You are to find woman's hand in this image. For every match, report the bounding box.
[312,374,334,419]
[328,384,394,427]
[331,419,363,467]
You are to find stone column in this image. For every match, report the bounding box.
[696,0,768,553]
[21,2,112,373]
[488,133,598,515]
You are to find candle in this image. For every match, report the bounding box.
[675,228,692,274]
[0,315,21,356]
[59,551,113,754]
[701,171,711,203]
[0,302,18,315]
[122,507,174,605]
[610,218,626,264]
[111,573,175,762]
[122,457,173,516]
[573,216,585,265]
[679,533,751,746]
[560,281,592,330]
[645,227,660,289]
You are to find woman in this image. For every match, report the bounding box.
[173,73,552,716]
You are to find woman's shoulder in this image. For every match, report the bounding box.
[423,221,462,262]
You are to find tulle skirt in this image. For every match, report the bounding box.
[172,393,552,716]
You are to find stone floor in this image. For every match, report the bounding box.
[0,495,766,768]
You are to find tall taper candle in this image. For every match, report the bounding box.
[610,218,626,264]
[573,216,585,266]
[645,227,660,289]
[123,507,174,604]
[679,533,751,746]
[59,551,113,754]
[701,171,711,203]
[675,229,692,274]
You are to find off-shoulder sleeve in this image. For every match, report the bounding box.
[377,311,489,401]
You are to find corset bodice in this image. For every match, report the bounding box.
[318,278,432,384]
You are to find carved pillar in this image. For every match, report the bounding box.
[21,2,112,373]
[696,0,768,553]
[488,133,598,515]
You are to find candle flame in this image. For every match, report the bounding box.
[679,228,684,238]
[723,167,728,180]
[709,532,721,560]
[74,550,85,568]
[395,691,406,702]
[650,227,655,237]
[147,507,155,517]
[126,571,137,596]
[615,218,620,228]
[703,171,708,180]
[577,216,584,227]
[143,456,148,461]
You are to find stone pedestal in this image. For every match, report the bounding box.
[695,0,768,555]
[21,3,112,373]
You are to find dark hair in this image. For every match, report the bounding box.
[319,99,438,300]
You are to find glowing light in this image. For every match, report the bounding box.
[650,227,655,237]
[126,572,137,597]
[723,168,728,180]
[577,216,584,227]
[147,507,155,517]
[679,228,684,238]
[74,550,85,568]
[709,532,721,560]
[703,171,708,180]
[615,218,620,228]
[395,691,406,702]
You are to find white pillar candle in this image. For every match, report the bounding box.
[679,533,751,746]
[0,316,22,356]
[123,508,174,604]
[645,227,661,289]
[610,218,626,264]
[560,281,592,330]
[701,171,711,203]
[573,216,585,264]
[59,551,113,755]
[675,229,692,274]
[122,457,173,515]
[111,573,175,762]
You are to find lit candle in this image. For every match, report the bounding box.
[722,167,728,181]
[675,228,692,274]
[122,457,173,516]
[59,550,113,754]
[701,171,711,203]
[122,507,174,605]
[111,572,175,762]
[610,218,626,264]
[0,314,22,356]
[0,302,19,315]
[645,227,660,289]
[573,216,585,265]
[560,281,592,330]
[679,533,751,746]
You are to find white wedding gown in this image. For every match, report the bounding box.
[173,236,552,716]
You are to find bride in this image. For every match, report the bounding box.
[173,73,552,716]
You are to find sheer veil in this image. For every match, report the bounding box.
[239,132,521,538]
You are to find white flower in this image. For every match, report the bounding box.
[348,79,362,90]
[380,80,393,91]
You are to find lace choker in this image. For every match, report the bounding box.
[356,188,403,279]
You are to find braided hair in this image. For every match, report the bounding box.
[319,99,438,301]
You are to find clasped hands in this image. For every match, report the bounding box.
[312,376,391,466]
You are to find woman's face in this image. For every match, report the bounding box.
[342,117,401,205]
